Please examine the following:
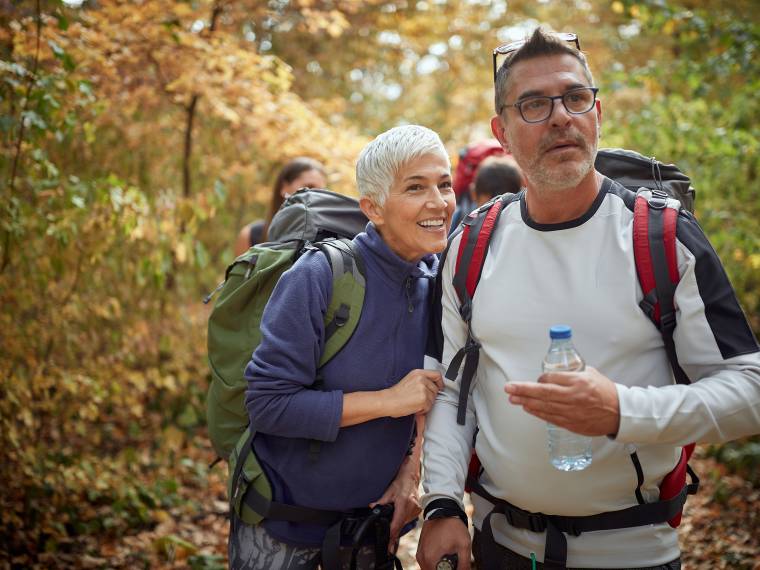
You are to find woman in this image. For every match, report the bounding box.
[234,157,327,255]
[231,125,456,569]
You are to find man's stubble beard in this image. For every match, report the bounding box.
[516,123,601,193]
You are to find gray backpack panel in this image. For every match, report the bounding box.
[268,188,369,243]
[595,148,696,212]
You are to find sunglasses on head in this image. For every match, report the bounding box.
[492,32,580,82]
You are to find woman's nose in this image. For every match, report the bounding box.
[427,187,449,208]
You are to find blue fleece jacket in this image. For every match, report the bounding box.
[244,223,438,546]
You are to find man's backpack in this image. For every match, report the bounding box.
[205,188,368,527]
[443,149,699,556]
[595,148,695,212]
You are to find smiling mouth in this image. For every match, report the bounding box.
[418,218,446,229]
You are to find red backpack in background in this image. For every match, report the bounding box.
[452,140,506,202]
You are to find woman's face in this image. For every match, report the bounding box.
[362,153,455,262]
[280,168,327,199]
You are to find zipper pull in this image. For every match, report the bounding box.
[203,280,225,304]
[244,254,258,279]
[405,277,413,313]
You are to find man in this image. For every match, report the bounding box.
[416,28,760,570]
[470,156,523,207]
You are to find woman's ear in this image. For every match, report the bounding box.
[360,196,385,227]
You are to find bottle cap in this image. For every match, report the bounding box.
[549,325,572,339]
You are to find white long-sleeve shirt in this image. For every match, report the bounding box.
[422,178,760,567]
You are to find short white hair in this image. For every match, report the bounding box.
[356,125,449,206]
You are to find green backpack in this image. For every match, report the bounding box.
[205,188,369,525]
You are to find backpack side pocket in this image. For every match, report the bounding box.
[228,427,272,526]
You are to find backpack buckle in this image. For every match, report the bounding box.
[334,303,350,327]
[503,507,547,533]
[648,189,669,210]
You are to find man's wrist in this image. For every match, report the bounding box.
[423,498,468,527]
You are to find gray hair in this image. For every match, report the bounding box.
[356,125,449,206]
[494,27,595,116]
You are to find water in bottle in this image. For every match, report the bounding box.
[542,325,592,471]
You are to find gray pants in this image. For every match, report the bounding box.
[228,516,379,570]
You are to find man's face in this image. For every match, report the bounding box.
[491,54,601,192]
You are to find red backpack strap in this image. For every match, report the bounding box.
[453,197,506,302]
[633,189,688,385]
[447,193,519,425]
[632,189,698,527]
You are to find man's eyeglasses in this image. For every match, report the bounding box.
[492,32,580,82]
[500,87,599,123]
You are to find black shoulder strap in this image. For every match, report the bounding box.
[446,192,520,425]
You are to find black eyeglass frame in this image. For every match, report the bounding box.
[499,87,600,123]
[492,32,580,82]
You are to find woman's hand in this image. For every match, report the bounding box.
[340,372,442,427]
[383,369,443,418]
[370,454,422,553]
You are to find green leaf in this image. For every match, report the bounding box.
[47,40,77,72]
[55,11,70,31]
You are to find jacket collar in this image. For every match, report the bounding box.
[355,223,438,286]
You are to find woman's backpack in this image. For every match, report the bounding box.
[205,188,368,525]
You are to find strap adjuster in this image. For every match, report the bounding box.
[459,298,472,322]
[503,506,547,533]
[648,189,669,210]
[464,337,481,354]
[334,303,350,327]
[660,310,676,331]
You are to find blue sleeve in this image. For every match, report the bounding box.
[244,250,343,441]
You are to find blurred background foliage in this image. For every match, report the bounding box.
[1,0,757,565]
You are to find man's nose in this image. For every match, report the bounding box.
[549,98,572,126]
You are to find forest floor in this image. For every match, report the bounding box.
[28,447,759,569]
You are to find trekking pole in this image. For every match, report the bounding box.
[436,553,458,570]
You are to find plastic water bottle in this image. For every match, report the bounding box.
[542,325,592,471]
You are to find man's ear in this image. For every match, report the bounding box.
[359,196,384,227]
[490,115,510,153]
[596,98,602,131]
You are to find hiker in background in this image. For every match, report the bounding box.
[232,125,455,569]
[469,156,524,207]
[448,140,505,235]
[416,28,760,570]
[234,157,327,255]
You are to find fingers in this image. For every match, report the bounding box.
[505,379,572,399]
[422,370,445,390]
[388,509,403,543]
